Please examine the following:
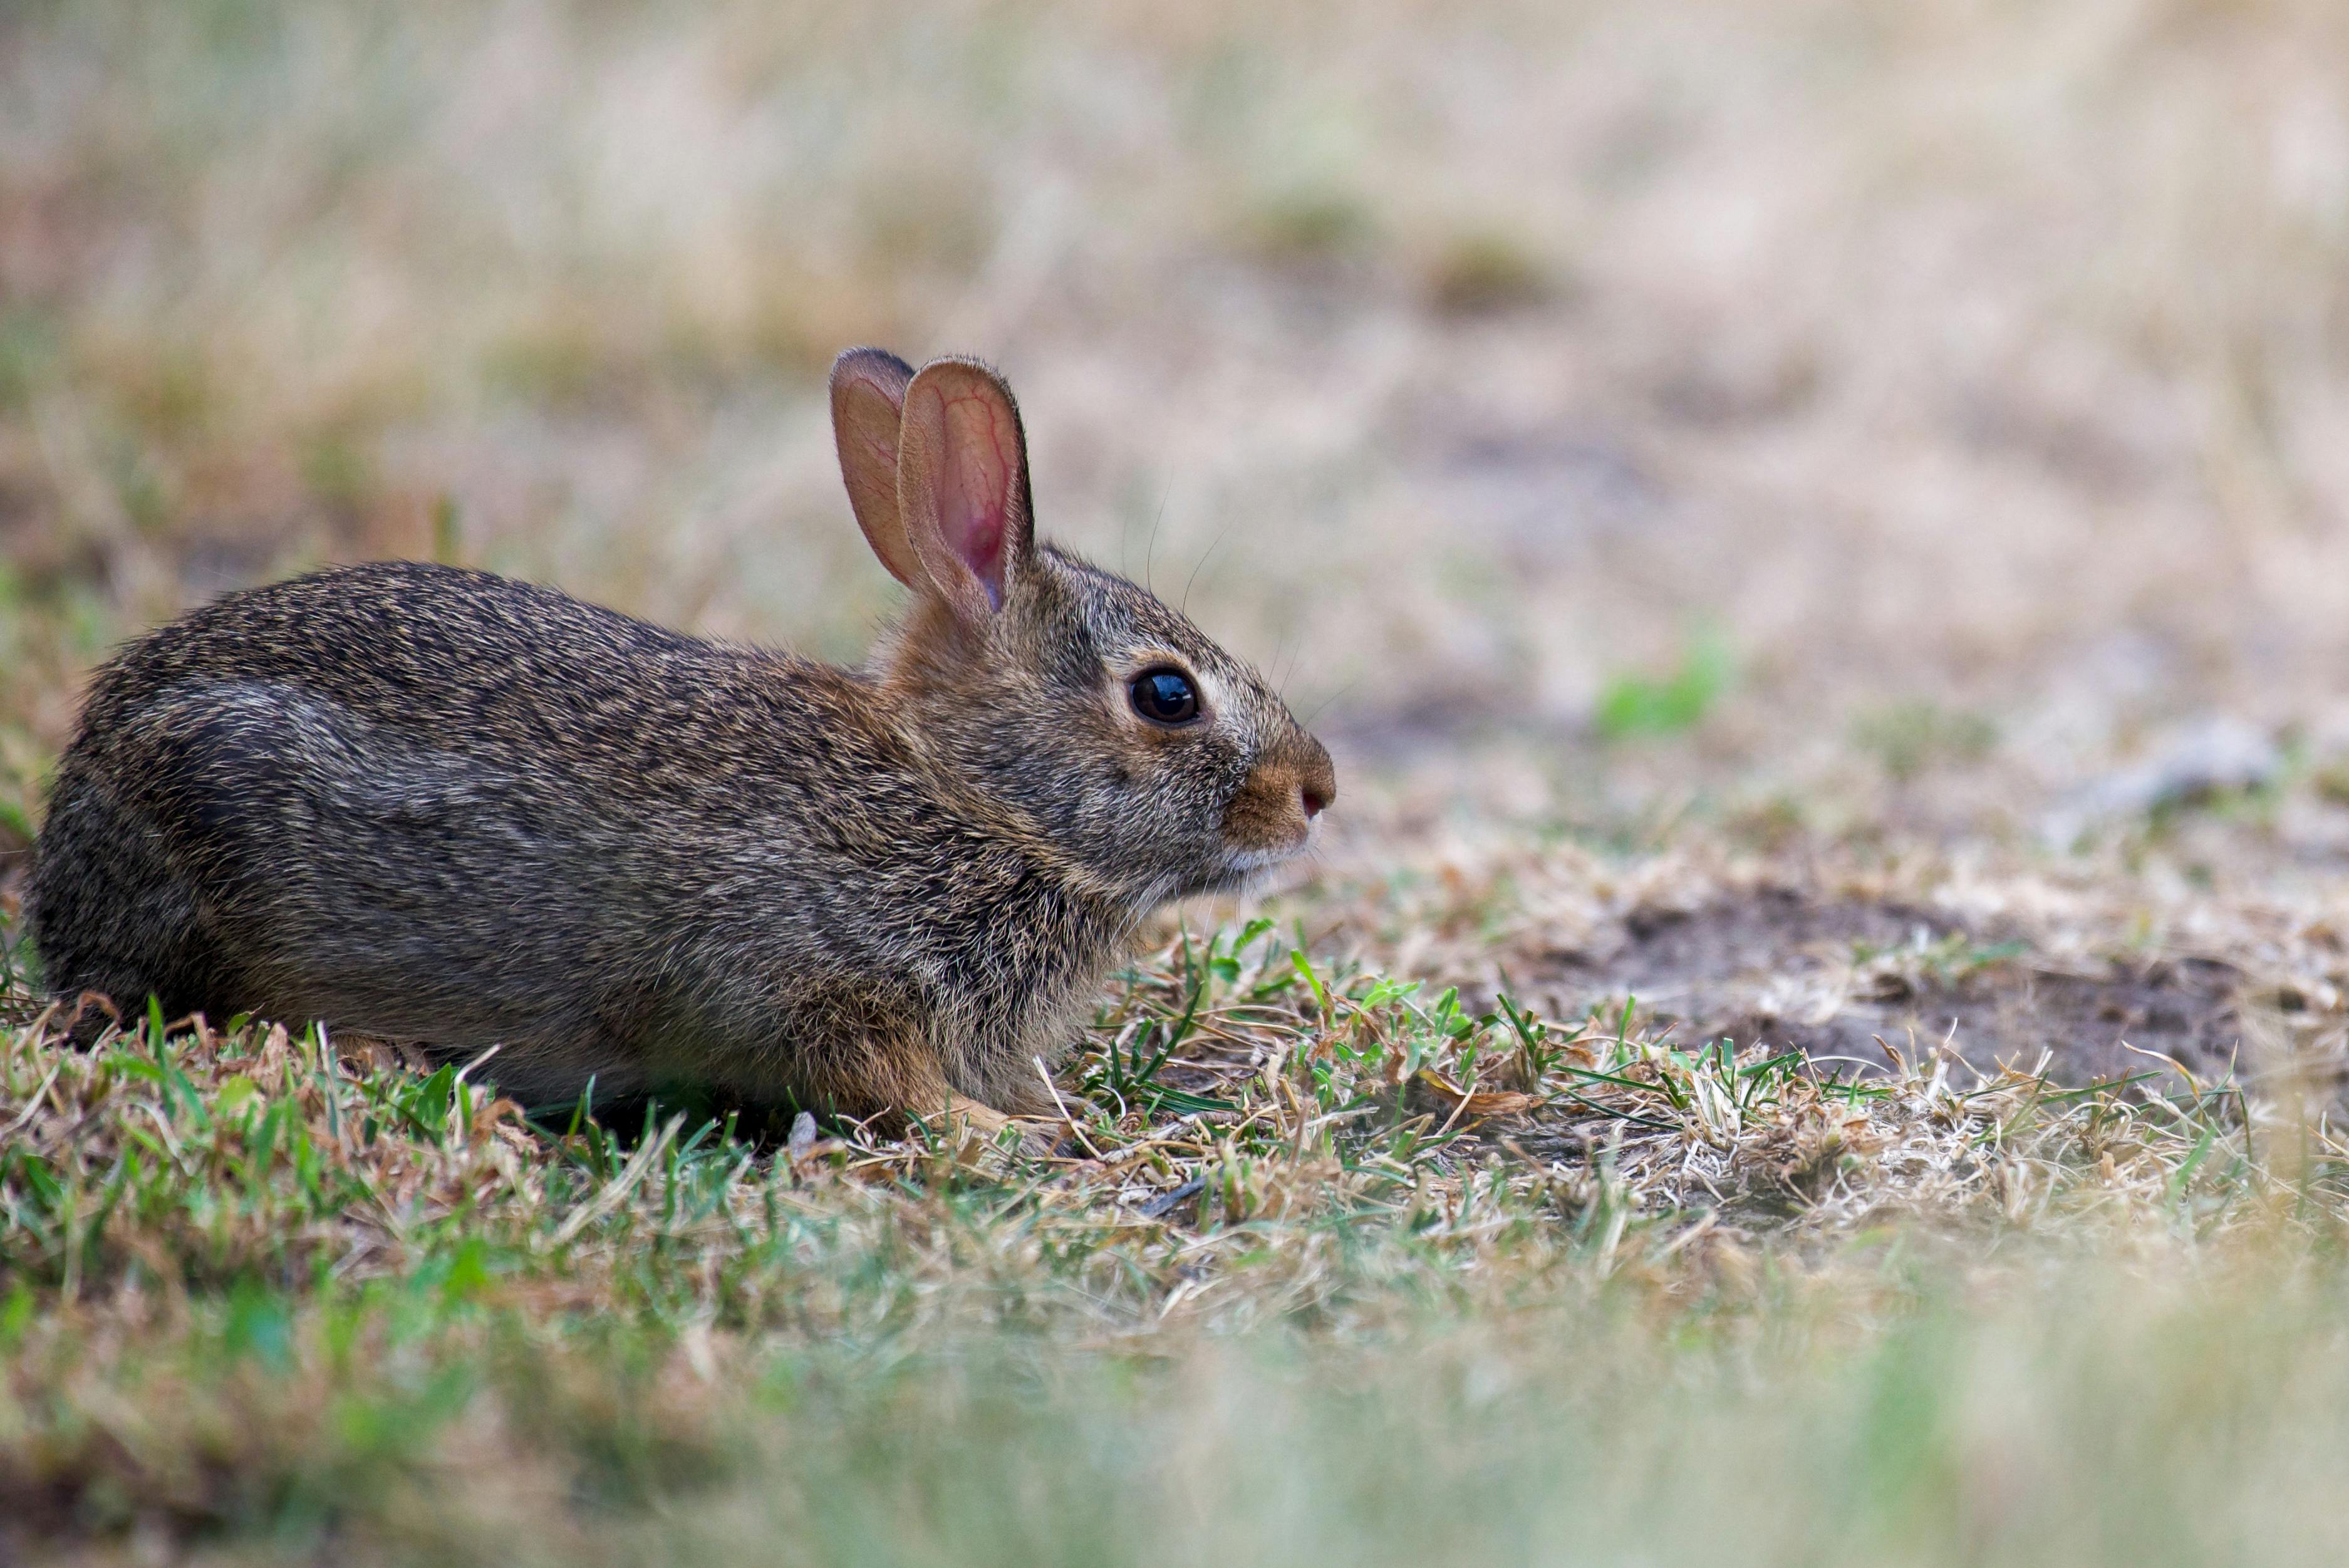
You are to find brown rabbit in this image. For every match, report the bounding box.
[28,350,1334,1133]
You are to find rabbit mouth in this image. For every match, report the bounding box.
[1207,834,1314,887]
[1156,841,1298,902]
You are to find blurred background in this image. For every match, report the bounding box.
[5,0,2349,874]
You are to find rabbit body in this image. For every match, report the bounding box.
[35,563,1113,1116]
[29,352,1334,1123]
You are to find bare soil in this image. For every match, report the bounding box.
[1523,890,2248,1093]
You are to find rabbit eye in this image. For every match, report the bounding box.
[1130,668,1201,725]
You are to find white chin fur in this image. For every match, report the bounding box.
[1218,833,1310,879]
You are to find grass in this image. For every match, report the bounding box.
[1594,627,1736,742]
[8,914,2349,1563]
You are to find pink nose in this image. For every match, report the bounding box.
[1297,740,1335,821]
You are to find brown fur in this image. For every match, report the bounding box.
[27,351,1334,1127]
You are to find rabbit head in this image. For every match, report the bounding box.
[831,348,1334,908]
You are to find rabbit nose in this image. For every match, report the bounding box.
[1297,740,1335,821]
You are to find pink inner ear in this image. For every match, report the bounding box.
[938,391,1017,608]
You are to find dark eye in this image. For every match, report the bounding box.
[1129,667,1201,725]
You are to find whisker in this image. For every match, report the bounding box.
[1301,674,1362,728]
[1268,627,1294,697]
[1181,523,1230,615]
[1282,634,1312,698]
[1144,479,1173,596]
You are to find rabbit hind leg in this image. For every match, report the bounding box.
[784,1027,1030,1144]
[28,767,227,1044]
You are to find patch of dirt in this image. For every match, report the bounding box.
[1525,890,2246,1092]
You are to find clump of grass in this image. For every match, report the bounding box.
[1240,185,1380,265]
[1594,628,1735,741]
[1855,700,2001,782]
[1423,227,1560,315]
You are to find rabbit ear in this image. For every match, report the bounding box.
[896,357,1035,623]
[829,347,922,589]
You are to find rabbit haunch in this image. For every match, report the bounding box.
[28,351,1335,1131]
